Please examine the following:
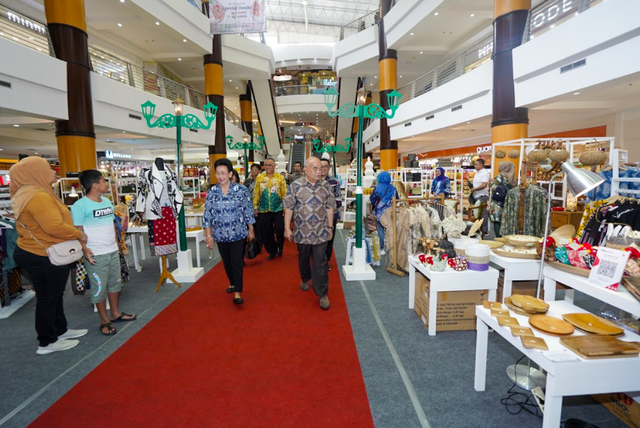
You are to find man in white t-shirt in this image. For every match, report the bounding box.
[71,170,136,336]
[469,159,490,234]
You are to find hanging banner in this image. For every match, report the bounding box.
[209,0,266,35]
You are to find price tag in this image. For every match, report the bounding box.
[588,247,630,291]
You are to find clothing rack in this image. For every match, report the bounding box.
[611,148,640,197]
[0,221,35,319]
[386,195,445,277]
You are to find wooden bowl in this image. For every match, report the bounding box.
[529,315,575,336]
[503,235,541,248]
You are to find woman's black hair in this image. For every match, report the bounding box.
[214,158,234,172]
[231,169,240,183]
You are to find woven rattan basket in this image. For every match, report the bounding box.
[495,149,506,159]
[508,149,521,159]
[548,149,570,163]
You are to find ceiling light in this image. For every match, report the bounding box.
[34,152,38,155]
[551,24,555,28]
[374,75,377,78]
[183,39,187,42]
[573,92,580,95]
[229,79,232,82]
[467,121,471,124]
[420,51,423,54]
[434,12,439,16]
[117,23,122,27]
[155,21,160,25]
[178,58,182,61]
[13,124,19,127]
[470,14,474,17]
[410,32,414,36]
[370,83,373,86]
[235,86,238,89]
[399,75,403,78]
[120,0,124,2]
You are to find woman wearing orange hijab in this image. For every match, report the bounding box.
[11,157,89,355]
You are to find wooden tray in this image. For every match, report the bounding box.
[497,316,519,327]
[503,235,541,248]
[529,315,575,336]
[622,277,640,302]
[560,336,640,359]
[479,240,504,249]
[562,313,624,336]
[510,326,534,337]
[504,297,533,317]
[483,301,502,310]
[491,308,510,317]
[510,294,549,314]
[547,261,590,277]
[521,336,549,350]
[492,248,540,260]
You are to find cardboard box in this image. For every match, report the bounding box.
[593,393,640,428]
[496,279,538,302]
[414,272,486,331]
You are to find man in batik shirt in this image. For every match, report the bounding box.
[284,157,336,310]
[253,158,287,260]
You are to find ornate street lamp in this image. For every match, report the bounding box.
[323,86,402,280]
[226,134,266,180]
[140,98,218,252]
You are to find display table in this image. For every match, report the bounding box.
[186,229,205,268]
[475,300,640,428]
[126,226,147,272]
[543,265,640,317]
[408,254,499,336]
[489,252,541,302]
[185,211,203,228]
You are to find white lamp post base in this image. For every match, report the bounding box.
[170,250,204,283]
[342,246,376,281]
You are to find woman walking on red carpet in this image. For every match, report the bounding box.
[203,158,255,304]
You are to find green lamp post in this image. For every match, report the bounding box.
[323,86,402,252]
[313,136,352,178]
[226,134,266,180]
[141,97,217,251]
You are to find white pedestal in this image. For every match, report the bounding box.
[170,250,204,283]
[0,290,35,319]
[342,246,376,281]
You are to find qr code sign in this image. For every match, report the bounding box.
[596,259,617,279]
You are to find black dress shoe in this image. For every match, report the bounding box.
[226,286,234,293]
[277,248,283,258]
[267,254,276,261]
[233,297,244,305]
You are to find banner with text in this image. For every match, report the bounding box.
[210,0,266,34]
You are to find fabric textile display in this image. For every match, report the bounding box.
[586,168,640,202]
[136,162,183,221]
[147,206,178,256]
[500,185,548,237]
[344,234,381,267]
[577,197,640,246]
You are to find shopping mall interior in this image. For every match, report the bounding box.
[1,0,640,427]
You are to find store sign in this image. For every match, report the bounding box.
[105,150,132,159]
[209,0,266,35]
[476,145,492,154]
[477,41,493,59]
[7,11,46,34]
[322,78,337,87]
[274,75,292,81]
[531,0,577,31]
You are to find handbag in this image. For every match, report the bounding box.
[245,238,261,259]
[19,220,83,266]
[366,187,392,233]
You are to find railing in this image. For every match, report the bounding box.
[339,10,378,41]
[0,2,242,126]
[274,84,338,97]
[186,0,208,16]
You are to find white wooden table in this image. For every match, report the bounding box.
[408,254,499,336]
[543,265,640,317]
[186,229,205,267]
[475,300,640,428]
[126,225,147,272]
[489,251,541,302]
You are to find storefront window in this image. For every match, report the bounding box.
[0,5,50,55]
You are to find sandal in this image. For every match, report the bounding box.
[100,322,117,335]
[111,312,137,322]
[226,286,234,293]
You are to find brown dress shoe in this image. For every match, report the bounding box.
[319,295,330,310]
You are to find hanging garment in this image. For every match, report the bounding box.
[147,206,178,256]
[136,163,183,220]
[500,185,547,237]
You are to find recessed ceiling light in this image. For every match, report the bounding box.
[34,152,38,154]
[399,75,403,78]
[229,79,232,82]
[573,92,580,95]
[420,51,423,54]
[370,83,373,86]
[122,130,126,133]
[374,76,377,78]
[470,14,474,17]
[120,0,124,2]
[410,32,414,36]
[235,86,238,89]
[434,12,439,16]
[13,124,19,127]
[183,39,187,42]
[155,21,160,25]
[467,121,471,124]
[117,23,122,27]
[178,58,182,61]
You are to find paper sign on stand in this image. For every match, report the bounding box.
[589,247,630,291]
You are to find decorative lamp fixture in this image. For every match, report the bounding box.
[172,97,184,116]
[226,135,266,180]
[357,87,367,106]
[69,187,79,198]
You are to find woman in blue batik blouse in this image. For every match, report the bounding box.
[203,158,255,305]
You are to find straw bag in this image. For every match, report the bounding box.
[508,149,521,159]
[19,220,83,266]
[579,140,607,166]
[527,149,547,163]
[495,150,506,159]
[548,149,570,163]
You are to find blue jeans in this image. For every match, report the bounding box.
[377,219,385,249]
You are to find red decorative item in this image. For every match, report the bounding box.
[448,259,456,268]
[624,247,640,260]
[426,256,434,265]
[418,254,426,264]
[545,237,556,247]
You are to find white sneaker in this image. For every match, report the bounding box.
[381,249,386,255]
[36,339,79,355]
[58,329,88,340]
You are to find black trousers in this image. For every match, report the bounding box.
[14,246,71,347]
[325,228,336,262]
[259,211,284,257]
[297,242,329,297]
[217,239,245,292]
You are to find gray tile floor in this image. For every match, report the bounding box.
[0,231,630,428]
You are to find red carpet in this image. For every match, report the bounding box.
[29,241,374,428]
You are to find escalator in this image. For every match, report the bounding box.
[249,79,282,156]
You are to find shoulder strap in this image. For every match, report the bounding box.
[18,219,46,249]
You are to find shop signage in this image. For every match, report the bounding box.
[209,0,266,35]
[477,41,493,59]
[322,78,337,87]
[7,11,46,34]
[274,75,292,81]
[476,145,492,154]
[531,0,577,31]
[105,150,132,159]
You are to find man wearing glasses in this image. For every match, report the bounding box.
[320,158,342,268]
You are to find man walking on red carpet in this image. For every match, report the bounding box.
[284,157,336,310]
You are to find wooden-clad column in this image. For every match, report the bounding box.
[378,0,398,172]
[239,89,254,162]
[204,35,226,184]
[44,0,96,177]
[491,0,531,144]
